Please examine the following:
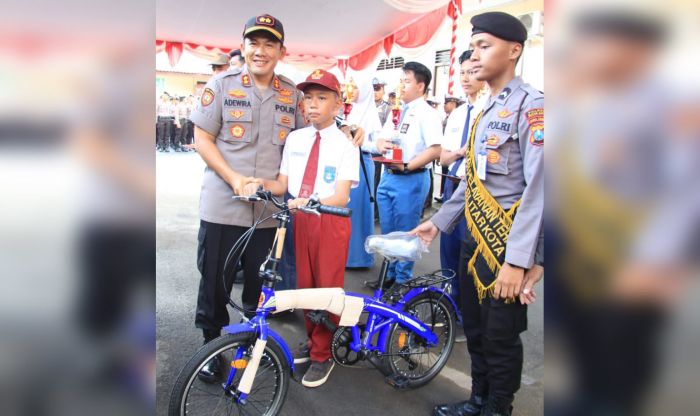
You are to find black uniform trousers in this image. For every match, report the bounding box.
[156,116,174,150]
[186,119,194,145]
[195,220,276,332]
[458,234,528,405]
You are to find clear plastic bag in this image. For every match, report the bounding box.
[364,232,429,262]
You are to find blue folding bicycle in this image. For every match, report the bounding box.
[169,188,458,416]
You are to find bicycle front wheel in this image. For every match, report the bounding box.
[383,292,456,388]
[168,332,290,416]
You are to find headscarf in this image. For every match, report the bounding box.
[345,75,382,151]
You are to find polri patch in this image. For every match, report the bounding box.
[279,88,293,97]
[201,88,215,106]
[277,96,293,105]
[230,124,245,139]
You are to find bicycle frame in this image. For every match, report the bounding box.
[216,190,454,404]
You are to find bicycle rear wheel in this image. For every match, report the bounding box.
[169,332,289,416]
[383,292,456,388]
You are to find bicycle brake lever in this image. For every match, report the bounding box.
[298,206,321,216]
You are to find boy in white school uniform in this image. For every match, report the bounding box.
[262,69,359,388]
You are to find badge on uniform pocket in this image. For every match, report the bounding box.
[230,124,245,139]
[400,123,409,134]
[323,166,336,183]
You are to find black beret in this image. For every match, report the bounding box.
[471,12,528,44]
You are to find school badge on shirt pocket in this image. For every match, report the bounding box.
[323,166,336,183]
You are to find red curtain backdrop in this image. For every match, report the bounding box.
[394,4,449,48]
[157,2,453,71]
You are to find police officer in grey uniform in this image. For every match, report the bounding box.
[189,14,307,382]
[156,93,174,152]
[413,12,544,416]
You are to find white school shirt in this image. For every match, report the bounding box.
[280,124,359,199]
[441,96,486,176]
[380,97,443,168]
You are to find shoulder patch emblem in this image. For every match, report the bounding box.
[526,108,544,147]
[526,108,543,124]
[230,124,245,139]
[272,76,281,91]
[530,125,544,147]
[228,89,246,98]
[201,88,215,106]
[279,88,293,97]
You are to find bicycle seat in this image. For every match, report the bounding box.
[364,232,426,262]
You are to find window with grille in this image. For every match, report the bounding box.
[376,56,405,70]
[435,49,451,66]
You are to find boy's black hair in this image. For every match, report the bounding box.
[458,50,472,65]
[402,61,432,95]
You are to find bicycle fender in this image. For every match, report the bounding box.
[400,287,459,316]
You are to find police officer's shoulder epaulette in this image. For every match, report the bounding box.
[212,67,244,82]
[518,83,543,100]
[276,73,296,87]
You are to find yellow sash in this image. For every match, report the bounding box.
[463,111,522,302]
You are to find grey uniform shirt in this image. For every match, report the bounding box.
[431,77,544,268]
[190,66,306,228]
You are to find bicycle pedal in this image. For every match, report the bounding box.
[385,374,411,390]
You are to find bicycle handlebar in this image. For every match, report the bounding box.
[317,204,352,217]
[231,188,352,218]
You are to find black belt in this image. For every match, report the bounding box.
[158,116,174,120]
[386,167,427,175]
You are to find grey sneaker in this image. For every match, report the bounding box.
[301,359,335,388]
[293,342,311,364]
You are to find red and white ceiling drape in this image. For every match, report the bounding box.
[157,0,461,77]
